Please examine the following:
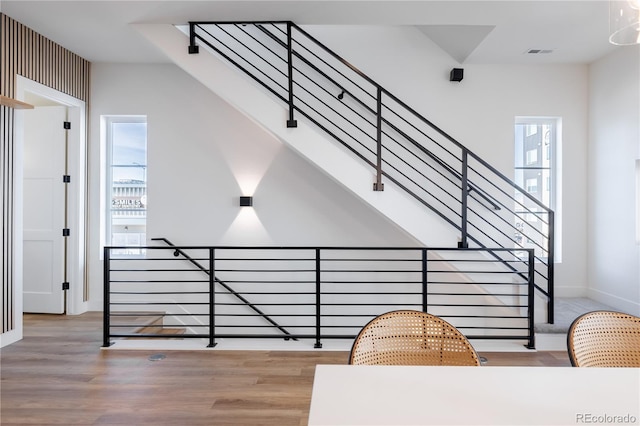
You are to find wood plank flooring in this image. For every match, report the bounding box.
[1,312,570,425]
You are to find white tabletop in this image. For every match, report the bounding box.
[308,365,640,426]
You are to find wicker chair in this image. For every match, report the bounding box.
[348,310,480,366]
[567,310,640,367]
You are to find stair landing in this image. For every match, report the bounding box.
[534,297,616,351]
[535,297,616,334]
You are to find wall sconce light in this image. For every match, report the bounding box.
[239,196,253,207]
[609,0,640,45]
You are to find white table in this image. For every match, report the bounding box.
[308,365,640,425]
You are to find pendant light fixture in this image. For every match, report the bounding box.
[609,0,640,45]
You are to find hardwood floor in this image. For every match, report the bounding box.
[1,312,570,425]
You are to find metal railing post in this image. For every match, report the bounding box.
[422,248,428,312]
[102,247,113,347]
[459,150,469,248]
[314,248,322,348]
[547,211,555,324]
[188,22,200,54]
[526,249,536,349]
[374,86,384,191]
[286,22,297,128]
[208,248,217,347]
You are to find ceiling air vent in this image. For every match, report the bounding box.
[526,49,554,54]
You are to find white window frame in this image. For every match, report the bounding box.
[515,116,561,261]
[102,115,147,257]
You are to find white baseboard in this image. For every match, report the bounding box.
[0,329,23,348]
[587,289,640,316]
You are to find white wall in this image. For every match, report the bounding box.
[88,63,419,310]
[304,25,590,297]
[588,45,640,315]
[90,23,595,310]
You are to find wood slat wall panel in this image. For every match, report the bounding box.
[0,13,90,334]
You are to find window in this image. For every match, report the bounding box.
[525,124,537,137]
[104,116,147,255]
[514,117,558,258]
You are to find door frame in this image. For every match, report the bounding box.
[14,77,88,323]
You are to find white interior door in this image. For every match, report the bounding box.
[23,106,67,314]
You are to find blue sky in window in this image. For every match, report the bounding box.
[112,122,147,182]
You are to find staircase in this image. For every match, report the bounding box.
[109,312,186,340]
[135,317,186,339]
[133,22,554,325]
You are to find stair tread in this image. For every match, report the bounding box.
[138,325,185,334]
[110,311,186,338]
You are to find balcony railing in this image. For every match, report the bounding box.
[103,245,536,349]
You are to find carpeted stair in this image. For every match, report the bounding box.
[535,297,616,334]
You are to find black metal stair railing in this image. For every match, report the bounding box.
[150,237,296,341]
[187,21,554,323]
[103,245,536,349]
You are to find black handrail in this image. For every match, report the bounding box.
[187,21,554,323]
[297,22,550,211]
[151,237,297,340]
[254,22,500,210]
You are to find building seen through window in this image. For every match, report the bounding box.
[514,117,558,258]
[105,116,147,255]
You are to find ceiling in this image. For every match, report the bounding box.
[1,1,619,65]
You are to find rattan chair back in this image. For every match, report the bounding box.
[348,310,480,366]
[567,310,640,367]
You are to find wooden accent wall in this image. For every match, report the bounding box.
[0,14,90,334]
